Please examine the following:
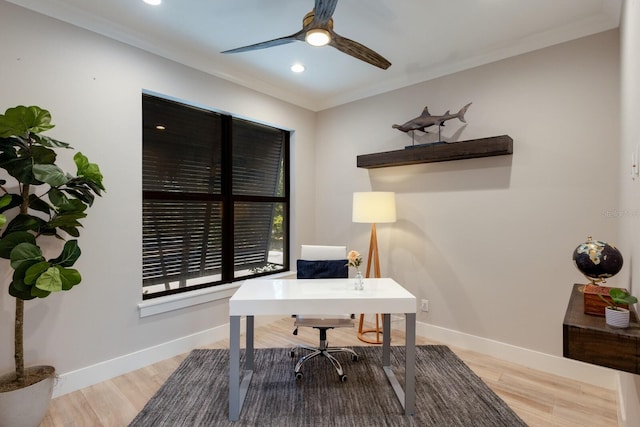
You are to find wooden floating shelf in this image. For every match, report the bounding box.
[357,135,513,169]
[563,284,640,375]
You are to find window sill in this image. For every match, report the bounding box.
[137,271,294,318]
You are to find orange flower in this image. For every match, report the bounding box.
[347,250,362,269]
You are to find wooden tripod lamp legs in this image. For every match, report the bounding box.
[357,223,384,344]
[358,313,383,344]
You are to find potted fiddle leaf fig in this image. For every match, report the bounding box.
[0,105,104,427]
[599,288,638,328]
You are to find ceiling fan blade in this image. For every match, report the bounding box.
[311,0,339,25]
[222,31,305,54]
[329,32,391,70]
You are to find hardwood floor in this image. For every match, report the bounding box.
[40,317,618,426]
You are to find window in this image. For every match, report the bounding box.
[142,93,289,299]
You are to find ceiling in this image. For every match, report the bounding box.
[7,0,621,111]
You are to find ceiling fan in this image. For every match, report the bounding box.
[221,0,391,70]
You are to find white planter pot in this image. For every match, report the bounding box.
[605,306,630,328]
[0,366,55,427]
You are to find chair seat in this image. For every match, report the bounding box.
[295,315,353,328]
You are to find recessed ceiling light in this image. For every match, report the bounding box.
[291,63,305,73]
[155,125,166,130]
[143,0,162,5]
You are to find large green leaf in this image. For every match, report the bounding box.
[10,258,40,297]
[60,226,80,237]
[0,138,15,153]
[31,145,56,164]
[10,242,43,269]
[0,140,17,157]
[33,163,69,187]
[2,214,44,237]
[8,281,37,300]
[0,194,22,214]
[62,187,95,206]
[0,106,55,137]
[31,286,52,298]
[0,156,37,184]
[57,266,81,290]
[55,198,87,214]
[24,260,51,285]
[49,240,81,267]
[48,187,68,208]
[0,194,9,228]
[10,277,31,293]
[0,194,11,209]
[35,266,62,292]
[47,212,85,229]
[0,231,36,259]
[74,151,89,170]
[36,226,61,238]
[0,135,28,152]
[32,134,70,149]
[74,152,105,192]
[28,194,53,216]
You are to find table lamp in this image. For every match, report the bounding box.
[352,191,396,343]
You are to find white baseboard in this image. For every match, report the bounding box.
[52,315,281,398]
[53,316,618,398]
[616,373,625,426]
[417,321,618,390]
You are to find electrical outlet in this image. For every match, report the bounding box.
[421,299,429,312]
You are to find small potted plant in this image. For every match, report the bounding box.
[599,288,638,328]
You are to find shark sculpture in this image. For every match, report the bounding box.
[393,103,472,133]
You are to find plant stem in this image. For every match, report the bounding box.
[14,181,30,383]
[15,298,24,383]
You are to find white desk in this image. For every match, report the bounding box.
[228,278,417,421]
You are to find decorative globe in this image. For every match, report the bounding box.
[572,237,623,284]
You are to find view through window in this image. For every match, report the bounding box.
[142,93,289,299]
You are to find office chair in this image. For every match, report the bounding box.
[290,245,359,382]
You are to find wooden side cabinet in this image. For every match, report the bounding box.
[563,284,640,374]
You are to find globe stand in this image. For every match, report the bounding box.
[582,283,620,316]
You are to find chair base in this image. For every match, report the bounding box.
[290,332,358,381]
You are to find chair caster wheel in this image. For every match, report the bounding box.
[351,354,359,362]
[340,374,347,382]
[295,372,303,380]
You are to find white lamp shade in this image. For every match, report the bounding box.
[352,192,396,223]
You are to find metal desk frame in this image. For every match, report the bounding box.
[228,278,416,421]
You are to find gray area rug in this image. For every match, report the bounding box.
[129,345,527,426]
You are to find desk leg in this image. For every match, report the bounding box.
[382,313,391,365]
[381,313,416,416]
[229,315,241,421]
[246,315,254,371]
[229,315,255,421]
[381,314,403,414]
[405,313,416,416]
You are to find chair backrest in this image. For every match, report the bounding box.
[300,245,346,260]
[297,245,348,279]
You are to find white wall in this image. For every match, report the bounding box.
[316,30,621,357]
[0,0,316,381]
[0,0,628,404]
[616,1,640,425]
